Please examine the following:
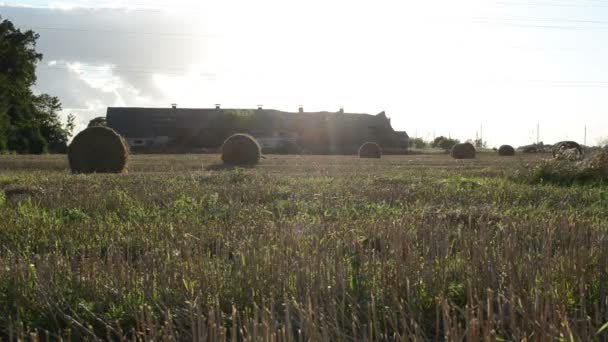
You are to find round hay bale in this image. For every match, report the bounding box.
[522,145,537,153]
[358,142,382,159]
[68,126,129,174]
[451,143,476,159]
[552,141,583,158]
[221,133,261,165]
[498,145,515,156]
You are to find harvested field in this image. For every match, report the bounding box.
[0,152,606,340]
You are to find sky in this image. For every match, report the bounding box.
[1,0,608,147]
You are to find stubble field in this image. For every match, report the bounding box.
[0,153,607,340]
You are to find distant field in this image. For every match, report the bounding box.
[0,153,606,340]
[0,152,544,173]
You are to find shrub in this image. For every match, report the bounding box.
[552,141,583,158]
[432,136,459,151]
[521,145,537,153]
[451,143,476,159]
[518,147,608,185]
[68,126,129,174]
[498,145,515,156]
[358,142,382,159]
[555,148,583,161]
[409,137,426,149]
[221,133,261,165]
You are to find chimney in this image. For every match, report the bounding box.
[171,103,177,109]
[215,104,221,110]
[257,104,263,110]
[339,106,344,114]
[298,105,304,113]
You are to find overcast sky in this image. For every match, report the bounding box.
[2,0,608,146]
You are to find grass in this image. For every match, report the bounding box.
[0,153,607,340]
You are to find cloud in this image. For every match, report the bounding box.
[2,5,213,129]
[3,2,608,146]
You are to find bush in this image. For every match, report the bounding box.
[68,126,129,174]
[552,141,583,158]
[517,148,608,185]
[409,137,426,149]
[521,146,537,153]
[555,148,583,161]
[498,145,515,156]
[358,142,382,159]
[432,136,460,151]
[451,143,476,159]
[221,133,261,165]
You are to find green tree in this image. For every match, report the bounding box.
[472,138,486,149]
[409,137,427,149]
[88,116,106,127]
[432,136,459,150]
[0,17,71,153]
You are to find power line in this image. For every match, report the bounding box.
[493,0,608,8]
[18,26,221,38]
[40,64,608,87]
[477,14,608,25]
[0,2,208,13]
[473,19,608,31]
[14,14,608,40]
[38,64,203,76]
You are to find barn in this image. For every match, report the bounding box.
[106,105,409,154]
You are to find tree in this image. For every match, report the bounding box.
[88,116,106,128]
[432,136,459,150]
[66,113,76,136]
[473,138,486,149]
[409,137,427,149]
[0,17,72,153]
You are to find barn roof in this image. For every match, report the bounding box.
[106,106,400,139]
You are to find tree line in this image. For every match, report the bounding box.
[409,136,488,150]
[0,17,74,154]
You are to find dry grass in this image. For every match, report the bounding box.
[0,152,606,340]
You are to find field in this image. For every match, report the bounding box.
[0,153,607,340]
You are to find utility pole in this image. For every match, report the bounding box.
[584,125,587,146]
[480,123,483,145]
[536,123,540,145]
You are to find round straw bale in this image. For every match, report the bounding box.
[451,142,476,159]
[552,141,583,158]
[221,133,261,165]
[498,145,515,156]
[68,126,129,174]
[358,142,382,159]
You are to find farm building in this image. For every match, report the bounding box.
[106,105,409,154]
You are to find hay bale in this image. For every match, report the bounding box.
[451,143,476,159]
[68,126,129,174]
[498,145,515,156]
[552,141,583,158]
[221,133,261,165]
[522,145,537,153]
[358,142,382,159]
